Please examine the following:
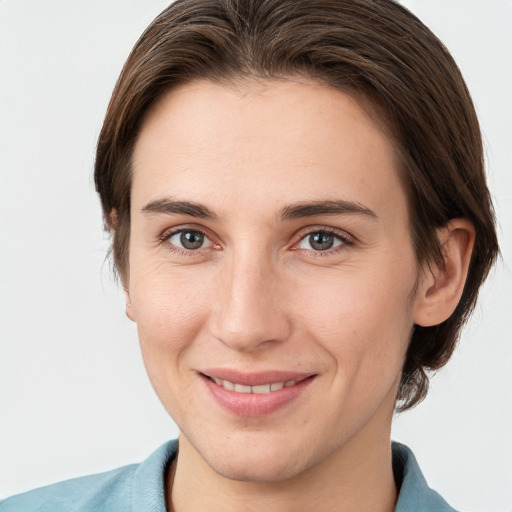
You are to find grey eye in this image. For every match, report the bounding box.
[169,229,210,250]
[298,231,344,251]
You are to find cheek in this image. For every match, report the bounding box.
[128,259,211,362]
[295,264,416,376]
[128,266,213,419]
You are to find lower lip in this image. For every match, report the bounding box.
[201,374,315,417]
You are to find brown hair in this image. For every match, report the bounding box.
[94,0,499,411]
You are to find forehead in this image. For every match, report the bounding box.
[131,78,407,225]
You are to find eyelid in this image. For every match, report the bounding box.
[159,224,221,254]
[291,225,355,252]
[158,223,354,255]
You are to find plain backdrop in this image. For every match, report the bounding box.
[0,1,511,510]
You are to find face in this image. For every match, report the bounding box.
[127,79,423,482]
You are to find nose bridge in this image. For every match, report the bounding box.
[211,247,290,352]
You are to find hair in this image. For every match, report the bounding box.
[94,0,499,411]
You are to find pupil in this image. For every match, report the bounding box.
[180,231,204,249]
[310,232,334,251]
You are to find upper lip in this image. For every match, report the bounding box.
[199,369,315,386]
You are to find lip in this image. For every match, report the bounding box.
[199,369,316,417]
[201,369,313,386]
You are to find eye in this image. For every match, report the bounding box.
[297,230,347,252]
[167,229,213,250]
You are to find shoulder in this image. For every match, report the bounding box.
[0,440,178,512]
[393,442,459,512]
[0,464,136,512]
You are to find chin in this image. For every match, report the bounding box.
[209,451,310,483]
[188,429,329,483]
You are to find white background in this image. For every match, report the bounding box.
[0,1,511,510]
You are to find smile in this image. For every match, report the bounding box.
[199,370,317,417]
[207,376,307,394]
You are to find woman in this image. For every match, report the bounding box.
[0,0,500,511]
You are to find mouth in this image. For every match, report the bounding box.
[198,370,317,417]
[202,374,313,394]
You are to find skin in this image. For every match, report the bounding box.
[125,78,474,512]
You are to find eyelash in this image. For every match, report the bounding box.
[292,226,354,256]
[159,225,354,257]
[159,225,217,256]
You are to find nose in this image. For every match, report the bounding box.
[209,252,292,353]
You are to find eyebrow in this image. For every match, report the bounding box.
[280,200,378,221]
[140,198,377,222]
[141,198,219,220]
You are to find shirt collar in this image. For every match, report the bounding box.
[131,440,178,512]
[393,442,457,512]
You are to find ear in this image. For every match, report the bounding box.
[125,289,136,322]
[109,207,134,321]
[414,218,475,327]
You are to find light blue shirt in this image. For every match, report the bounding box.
[0,441,457,511]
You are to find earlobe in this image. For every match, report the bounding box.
[414,219,475,327]
[125,291,136,322]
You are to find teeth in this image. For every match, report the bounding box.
[252,384,271,394]
[223,380,235,391]
[209,377,303,394]
[234,383,252,393]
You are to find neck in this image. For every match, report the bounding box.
[168,426,397,512]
